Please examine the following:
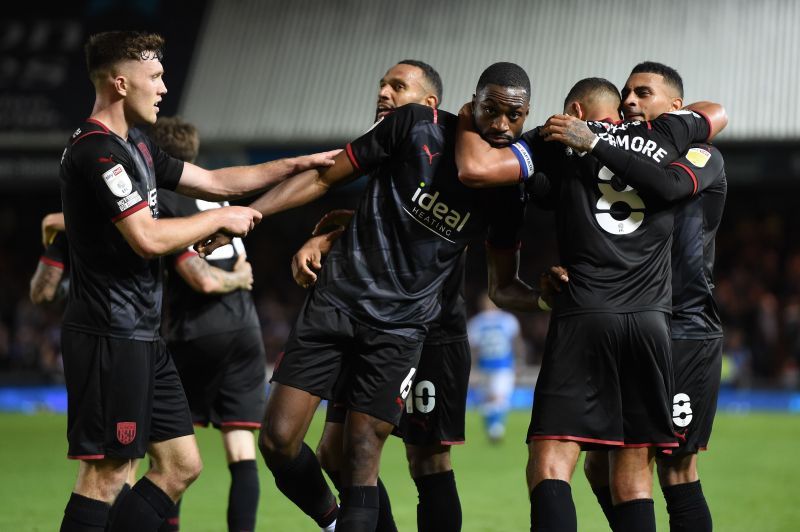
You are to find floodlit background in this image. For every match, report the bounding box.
[1,1,800,530]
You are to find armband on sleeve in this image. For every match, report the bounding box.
[510,139,535,182]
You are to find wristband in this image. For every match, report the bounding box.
[510,139,535,181]
[537,296,552,312]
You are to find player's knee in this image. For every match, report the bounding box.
[258,423,298,464]
[405,444,451,478]
[656,453,697,487]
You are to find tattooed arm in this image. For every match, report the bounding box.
[175,253,254,294]
[30,262,66,304]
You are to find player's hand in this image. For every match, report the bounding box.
[294,149,342,172]
[541,114,597,152]
[233,254,254,291]
[291,238,324,288]
[41,212,65,247]
[539,265,569,307]
[194,232,232,257]
[312,209,354,236]
[219,206,262,237]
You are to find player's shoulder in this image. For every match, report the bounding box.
[682,143,724,170]
[67,120,126,159]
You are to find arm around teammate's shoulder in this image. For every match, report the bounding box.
[456,104,522,188]
[115,205,261,259]
[681,101,728,141]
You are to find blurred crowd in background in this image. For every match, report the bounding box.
[2,183,798,391]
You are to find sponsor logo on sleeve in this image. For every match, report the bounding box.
[102,164,133,197]
[685,147,711,168]
[117,191,143,211]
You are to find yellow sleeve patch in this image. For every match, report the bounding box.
[685,147,711,168]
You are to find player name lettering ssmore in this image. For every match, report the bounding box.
[596,131,668,163]
[407,185,471,241]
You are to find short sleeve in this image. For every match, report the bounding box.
[669,144,725,196]
[149,139,184,191]
[345,104,425,174]
[72,136,149,223]
[41,232,69,269]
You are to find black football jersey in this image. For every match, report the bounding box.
[158,190,261,341]
[515,111,710,316]
[317,104,522,339]
[668,145,726,339]
[59,119,183,340]
[425,252,468,345]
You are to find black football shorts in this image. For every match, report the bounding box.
[665,337,723,457]
[61,330,194,460]
[168,327,267,430]
[528,311,677,450]
[273,292,423,426]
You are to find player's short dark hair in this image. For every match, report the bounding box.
[85,31,165,82]
[150,116,199,163]
[476,62,531,98]
[398,59,443,103]
[563,77,620,108]
[630,61,683,97]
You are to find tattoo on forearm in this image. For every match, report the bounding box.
[185,256,242,293]
[31,264,63,302]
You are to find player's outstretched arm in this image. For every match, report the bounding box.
[683,102,728,140]
[30,261,65,304]
[175,149,340,201]
[177,253,253,294]
[116,205,261,259]
[455,103,522,188]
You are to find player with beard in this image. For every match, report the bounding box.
[198,62,531,532]
[291,59,471,532]
[456,70,727,531]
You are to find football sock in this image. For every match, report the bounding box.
[337,485,379,532]
[60,492,110,532]
[106,476,174,531]
[611,498,655,532]
[414,470,461,532]
[227,460,260,532]
[530,479,577,532]
[327,470,395,531]
[271,442,338,528]
[108,484,132,530]
[157,498,180,531]
[375,477,398,532]
[662,480,712,532]
[591,485,614,526]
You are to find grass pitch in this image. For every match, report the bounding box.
[1,411,798,531]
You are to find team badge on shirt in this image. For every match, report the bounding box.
[685,147,711,168]
[102,164,133,197]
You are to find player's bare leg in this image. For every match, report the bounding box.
[609,447,656,532]
[657,453,712,532]
[583,450,613,524]
[406,444,461,532]
[60,458,132,531]
[526,439,581,532]
[259,383,337,529]
[337,410,394,531]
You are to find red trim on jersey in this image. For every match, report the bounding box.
[527,434,624,446]
[175,250,198,264]
[485,240,522,254]
[68,454,105,460]
[345,143,361,171]
[646,120,653,130]
[432,108,438,124]
[73,130,110,144]
[165,518,180,526]
[39,256,65,269]
[86,118,110,133]
[111,201,148,223]
[220,421,261,429]
[622,441,679,448]
[440,439,466,446]
[691,108,714,141]
[670,162,699,196]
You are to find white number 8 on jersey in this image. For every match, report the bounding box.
[594,166,646,235]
